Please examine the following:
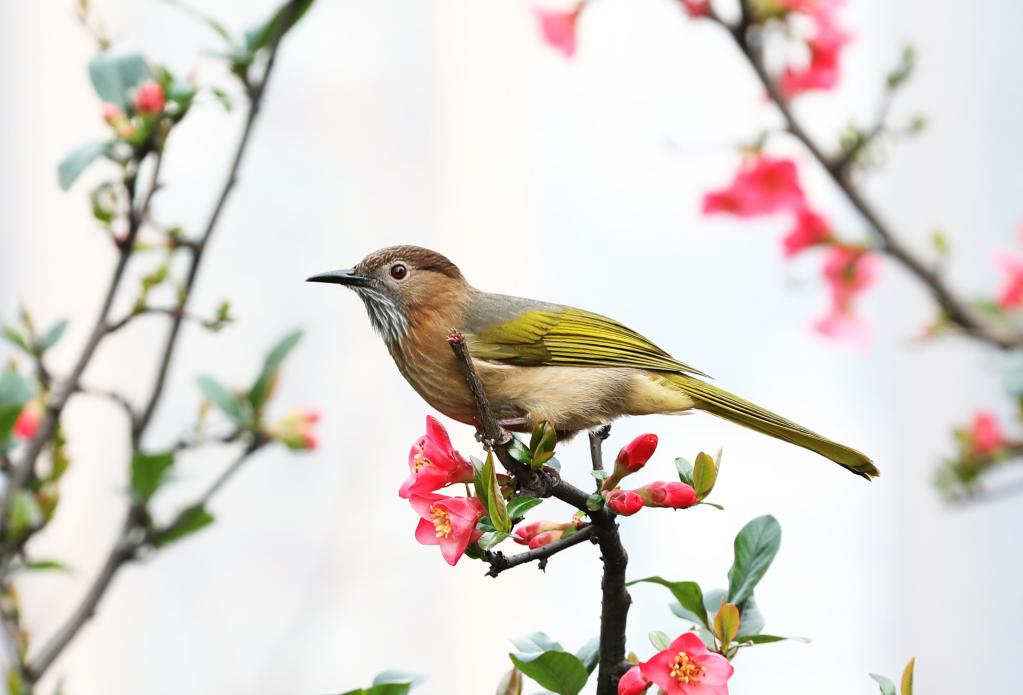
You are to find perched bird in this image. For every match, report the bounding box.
[308,245,878,479]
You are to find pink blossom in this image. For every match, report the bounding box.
[13,403,41,440]
[134,81,165,115]
[997,252,1023,310]
[635,481,698,509]
[528,529,566,549]
[410,493,484,566]
[783,208,831,257]
[640,632,734,695]
[812,246,878,345]
[271,408,320,451]
[399,415,474,498]
[780,10,851,97]
[606,489,645,516]
[101,102,124,125]
[618,665,652,694]
[680,0,710,17]
[702,156,805,218]
[969,411,1006,456]
[533,4,583,58]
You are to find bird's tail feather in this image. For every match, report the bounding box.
[666,374,879,479]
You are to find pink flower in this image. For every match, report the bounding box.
[997,252,1023,310]
[271,408,320,451]
[13,403,41,440]
[680,0,710,17]
[399,415,474,498]
[528,529,565,549]
[640,632,734,695]
[634,481,698,509]
[780,11,851,97]
[812,246,878,345]
[783,208,832,257]
[135,81,165,115]
[615,434,658,475]
[513,520,571,545]
[533,4,584,58]
[702,156,805,218]
[101,102,124,125]
[410,493,485,566]
[605,489,645,516]
[618,665,652,695]
[969,411,1006,456]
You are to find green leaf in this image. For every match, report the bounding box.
[869,674,897,695]
[242,0,316,56]
[585,494,605,512]
[0,371,34,447]
[247,329,302,411]
[21,559,73,574]
[511,632,563,654]
[648,631,671,650]
[160,0,234,43]
[737,594,765,636]
[88,53,151,108]
[692,451,718,500]
[197,375,246,424]
[9,492,41,537]
[509,651,588,695]
[507,436,533,465]
[713,601,740,646]
[482,452,511,533]
[38,320,69,352]
[736,634,806,645]
[574,637,599,675]
[628,577,709,629]
[130,450,175,503]
[1,322,32,354]
[674,457,694,486]
[478,531,510,551]
[58,142,109,191]
[473,459,490,512]
[727,515,781,606]
[900,658,915,695]
[372,671,425,688]
[153,505,214,547]
[507,496,542,520]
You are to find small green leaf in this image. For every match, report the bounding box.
[473,458,490,512]
[130,450,175,503]
[674,457,694,486]
[88,53,151,108]
[900,658,915,695]
[627,577,709,629]
[648,631,671,650]
[713,601,740,646]
[242,0,316,56]
[478,530,510,551]
[153,505,214,547]
[482,452,511,533]
[9,492,41,537]
[1,322,32,354]
[509,651,588,695]
[247,329,302,411]
[737,594,765,636]
[161,0,234,43]
[38,320,69,352]
[197,375,246,424]
[508,438,533,465]
[21,559,73,574]
[511,632,563,654]
[692,451,718,500]
[574,637,599,675]
[736,634,807,645]
[507,496,542,520]
[585,494,605,511]
[58,142,109,191]
[727,515,781,606]
[372,671,425,688]
[869,673,897,695]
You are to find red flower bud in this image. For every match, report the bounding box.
[13,403,41,440]
[617,665,651,695]
[635,481,697,509]
[513,520,569,545]
[605,489,644,517]
[135,81,165,115]
[101,102,124,125]
[614,434,658,476]
[528,529,564,550]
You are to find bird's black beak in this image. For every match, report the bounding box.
[305,268,371,288]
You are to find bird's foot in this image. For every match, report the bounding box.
[497,416,529,430]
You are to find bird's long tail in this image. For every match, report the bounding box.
[666,374,879,479]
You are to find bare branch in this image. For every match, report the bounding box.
[105,306,226,335]
[484,524,595,577]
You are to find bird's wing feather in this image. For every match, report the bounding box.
[464,293,710,377]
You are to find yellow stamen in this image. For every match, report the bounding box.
[431,506,452,538]
[669,652,706,685]
[413,450,432,472]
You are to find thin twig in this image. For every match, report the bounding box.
[716,4,1022,350]
[484,524,596,577]
[105,306,225,335]
[76,384,139,424]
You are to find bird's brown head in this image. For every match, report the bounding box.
[307,245,467,345]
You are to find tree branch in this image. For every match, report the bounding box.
[715,3,1023,350]
[484,524,596,577]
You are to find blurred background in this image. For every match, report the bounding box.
[1,0,1020,693]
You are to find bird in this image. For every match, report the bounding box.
[308,245,878,479]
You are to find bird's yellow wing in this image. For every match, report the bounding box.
[466,303,710,377]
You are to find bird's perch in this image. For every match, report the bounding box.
[447,333,632,694]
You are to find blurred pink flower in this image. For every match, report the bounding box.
[533,4,583,58]
[618,665,652,694]
[997,252,1023,309]
[702,156,805,218]
[410,493,484,566]
[272,408,320,450]
[812,246,878,345]
[635,481,698,509]
[640,632,734,695]
[780,9,851,97]
[680,0,711,17]
[606,488,645,516]
[969,411,1006,456]
[399,415,474,498]
[135,81,165,115]
[783,208,832,257]
[13,402,41,440]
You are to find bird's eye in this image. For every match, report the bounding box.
[389,263,408,280]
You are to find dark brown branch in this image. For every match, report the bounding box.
[484,524,596,577]
[715,4,1023,350]
[589,425,611,491]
